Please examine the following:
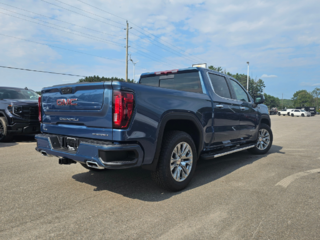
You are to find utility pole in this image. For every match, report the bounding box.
[246,62,250,92]
[130,55,138,82]
[125,21,129,82]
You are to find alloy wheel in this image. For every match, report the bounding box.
[170,142,193,182]
[256,129,270,151]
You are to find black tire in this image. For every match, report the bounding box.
[278,112,281,116]
[301,114,305,117]
[151,131,197,191]
[287,112,290,116]
[0,117,13,142]
[248,123,273,155]
[80,163,108,171]
[291,114,294,117]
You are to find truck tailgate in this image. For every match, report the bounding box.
[41,82,113,140]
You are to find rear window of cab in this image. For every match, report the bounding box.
[139,71,203,94]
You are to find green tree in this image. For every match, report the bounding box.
[78,75,135,83]
[208,65,223,73]
[311,87,320,111]
[249,79,266,98]
[282,99,294,109]
[263,93,280,108]
[292,90,313,107]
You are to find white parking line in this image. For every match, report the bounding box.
[276,168,320,188]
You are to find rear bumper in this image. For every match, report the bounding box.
[35,134,144,169]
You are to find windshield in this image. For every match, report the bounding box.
[0,88,39,100]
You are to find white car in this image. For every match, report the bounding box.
[291,109,311,117]
[278,108,294,116]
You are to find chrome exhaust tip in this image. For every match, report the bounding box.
[86,161,104,169]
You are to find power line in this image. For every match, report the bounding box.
[130,51,168,65]
[50,0,195,63]
[76,0,195,63]
[133,25,203,63]
[130,26,200,63]
[0,4,185,66]
[0,65,86,77]
[129,46,181,66]
[0,33,124,62]
[0,2,121,39]
[54,0,124,27]
[0,10,170,65]
[1,29,169,67]
[38,0,184,65]
[39,0,124,30]
[129,31,191,65]
[128,36,184,66]
[0,10,124,47]
[74,0,204,63]
[77,0,126,21]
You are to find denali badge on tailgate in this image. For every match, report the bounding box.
[57,98,77,106]
[59,117,79,121]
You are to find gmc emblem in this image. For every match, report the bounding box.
[57,98,77,106]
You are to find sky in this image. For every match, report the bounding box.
[0,0,319,99]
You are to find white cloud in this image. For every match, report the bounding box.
[261,74,278,78]
[300,82,320,87]
[0,0,320,97]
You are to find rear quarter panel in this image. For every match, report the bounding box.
[113,81,212,165]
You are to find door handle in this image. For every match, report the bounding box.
[240,107,246,111]
[216,105,224,109]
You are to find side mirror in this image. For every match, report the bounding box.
[254,95,265,104]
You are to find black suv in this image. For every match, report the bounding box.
[0,87,40,142]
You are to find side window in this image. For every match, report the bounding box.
[229,80,250,102]
[295,110,299,112]
[208,73,231,99]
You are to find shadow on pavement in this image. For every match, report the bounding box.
[0,135,36,148]
[72,145,283,201]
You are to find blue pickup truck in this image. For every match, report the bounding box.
[35,67,273,191]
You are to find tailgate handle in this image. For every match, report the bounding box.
[216,105,224,109]
[61,87,73,94]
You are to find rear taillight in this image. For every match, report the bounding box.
[38,96,42,122]
[113,90,134,129]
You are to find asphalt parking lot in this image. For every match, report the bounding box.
[1,115,320,240]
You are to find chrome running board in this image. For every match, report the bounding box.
[214,145,255,158]
[201,144,256,160]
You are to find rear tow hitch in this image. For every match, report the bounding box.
[59,158,76,165]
